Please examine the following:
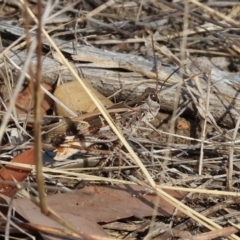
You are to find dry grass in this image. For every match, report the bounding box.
[0,0,240,239]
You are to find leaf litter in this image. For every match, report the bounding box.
[0,0,240,240]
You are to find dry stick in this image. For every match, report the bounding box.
[179,226,240,240]
[86,0,115,18]
[188,0,240,27]
[160,186,240,197]
[0,174,131,187]
[35,0,47,214]
[171,48,235,57]
[164,2,189,163]
[198,72,211,175]
[0,37,12,95]
[228,112,240,190]
[135,0,144,22]
[227,70,240,189]
[1,160,240,198]
[92,25,222,45]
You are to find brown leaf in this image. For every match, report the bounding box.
[0,148,35,197]
[53,80,113,117]
[49,185,186,222]
[14,185,186,224]
[0,193,108,239]
[9,185,186,238]
[5,82,53,116]
[13,200,108,238]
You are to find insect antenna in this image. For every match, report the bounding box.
[151,36,159,90]
[151,36,180,94]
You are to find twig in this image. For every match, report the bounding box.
[198,72,211,175]
[34,0,47,214]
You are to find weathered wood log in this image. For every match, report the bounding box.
[0,21,240,128]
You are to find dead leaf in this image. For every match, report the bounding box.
[0,148,34,197]
[10,184,185,238]
[13,200,108,238]
[5,82,53,116]
[0,194,107,239]
[29,211,108,238]
[53,80,113,117]
[14,185,186,224]
[28,83,53,114]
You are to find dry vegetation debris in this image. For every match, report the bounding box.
[0,0,240,239]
